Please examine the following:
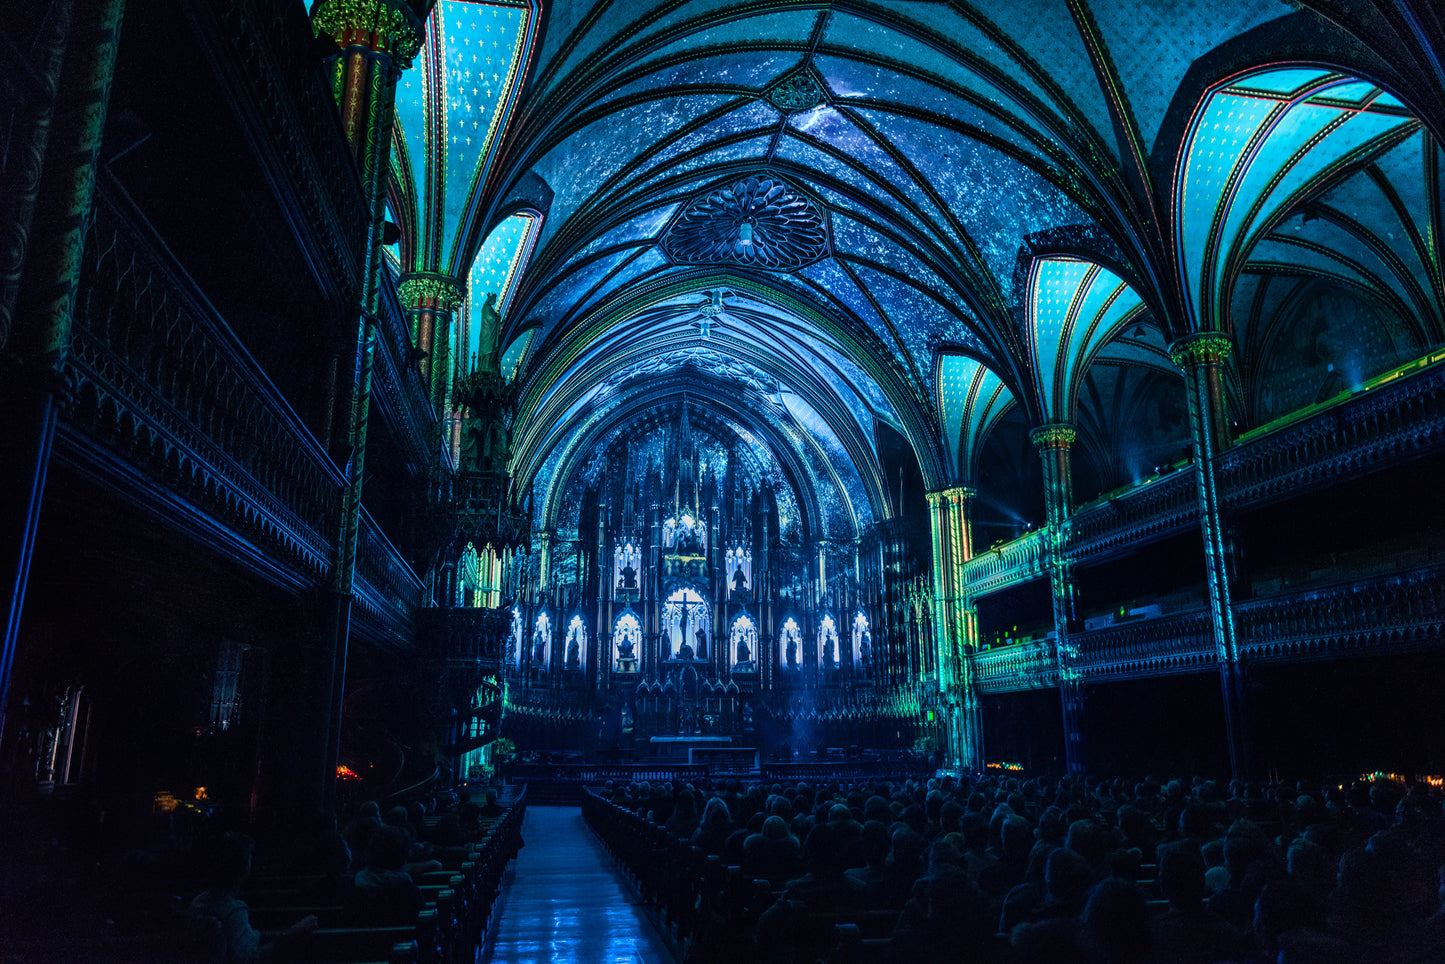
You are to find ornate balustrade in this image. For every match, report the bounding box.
[419,606,508,665]
[1221,357,1445,508]
[973,640,1056,693]
[371,267,436,471]
[1072,610,1216,682]
[961,529,1047,596]
[1236,561,1445,663]
[63,184,343,590]
[351,506,424,646]
[1068,467,1199,563]
[186,0,367,301]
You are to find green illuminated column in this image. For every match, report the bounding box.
[1030,423,1084,774]
[0,0,124,747]
[1170,332,1250,779]
[926,486,982,770]
[397,272,465,460]
[310,0,422,811]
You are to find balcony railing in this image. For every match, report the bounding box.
[961,529,1048,596]
[973,639,1056,693]
[352,506,424,645]
[1072,610,1216,681]
[65,181,343,588]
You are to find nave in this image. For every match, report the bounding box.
[485,806,675,964]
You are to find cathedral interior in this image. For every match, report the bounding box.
[5,0,1445,856]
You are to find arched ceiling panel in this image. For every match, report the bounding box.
[1086,0,1290,151]
[1177,68,1420,326]
[936,353,1014,485]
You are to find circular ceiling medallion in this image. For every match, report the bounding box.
[662,175,830,271]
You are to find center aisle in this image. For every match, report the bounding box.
[484,804,678,964]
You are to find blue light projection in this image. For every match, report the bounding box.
[391,0,534,276]
[1025,257,1147,421]
[937,354,1013,483]
[499,329,535,383]
[462,212,539,374]
[1177,69,1419,325]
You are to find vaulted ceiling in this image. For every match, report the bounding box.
[378,0,1445,537]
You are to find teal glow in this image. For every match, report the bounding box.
[1178,70,1420,323]
[499,329,535,383]
[391,1,533,276]
[464,213,540,373]
[937,354,1012,483]
[1026,258,1145,420]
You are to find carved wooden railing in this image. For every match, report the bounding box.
[185,0,367,301]
[1236,561,1445,663]
[418,606,508,664]
[1072,610,1216,681]
[371,267,437,471]
[65,183,343,589]
[351,505,424,645]
[961,529,1048,596]
[964,358,1445,599]
[1221,358,1445,508]
[973,639,1057,693]
[973,563,1445,693]
[1068,467,1199,563]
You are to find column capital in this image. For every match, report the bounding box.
[311,0,426,68]
[943,485,975,506]
[398,272,466,311]
[1168,331,1234,370]
[1029,422,1076,451]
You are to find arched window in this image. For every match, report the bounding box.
[613,612,641,672]
[852,612,873,672]
[662,587,709,659]
[730,614,758,670]
[528,612,551,668]
[778,617,801,670]
[564,615,587,670]
[817,614,840,669]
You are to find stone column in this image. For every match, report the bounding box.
[1170,332,1250,778]
[310,0,423,812]
[397,272,465,462]
[926,486,982,770]
[0,0,124,747]
[1030,423,1085,774]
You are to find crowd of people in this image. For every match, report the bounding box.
[178,787,508,962]
[595,772,1445,963]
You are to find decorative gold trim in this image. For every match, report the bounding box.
[398,273,465,310]
[311,0,424,69]
[1029,423,1076,449]
[1169,332,1233,369]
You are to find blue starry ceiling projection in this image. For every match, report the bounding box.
[410,2,1445,528]
[937,355,1014,485]
[462,212,540,375]
[1177,68,1419,327]
[1026,258,1149,423]
[391,0,537,279]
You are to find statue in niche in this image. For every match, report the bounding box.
[787,634,798,669]
[736,635,751,665]
[732,566,747,593]
[822,635,836,669]
[566,634,580,670]
[695,627,708,660]
[619,563,637,590]
[616,633,635,664]
[475,292,501,371]
[530,629,546,666]
[859,628,873,675]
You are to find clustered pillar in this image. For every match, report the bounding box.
[1030,422,1084,775]
[1170,332,1250,779]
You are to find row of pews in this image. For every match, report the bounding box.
[580,786,888,963]
[581,787,1172,964]
[104,788,526,964]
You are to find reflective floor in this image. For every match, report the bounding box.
[485,805,677,963]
